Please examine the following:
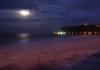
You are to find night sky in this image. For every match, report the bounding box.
[0,0,100,33]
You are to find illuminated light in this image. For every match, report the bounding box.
[57,31,66,35]
[18,10,30,16]
[84,32,87,34]
[94,32,97,35]
[84,22,88,26]
[83,32,87,35]
[19,33,30,39]
[84,32,87,33]
[88,32,92,35]
[72,32,74,34]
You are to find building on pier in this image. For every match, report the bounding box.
[54,23,100,36]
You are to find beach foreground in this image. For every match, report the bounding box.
[0,36,100,70]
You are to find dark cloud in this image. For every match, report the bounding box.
[0,0,100,32]
[0,0,38,9]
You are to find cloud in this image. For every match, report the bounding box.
[0,0,100,32]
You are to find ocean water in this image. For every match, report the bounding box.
[0,35,53,46]
[0,35,99,46]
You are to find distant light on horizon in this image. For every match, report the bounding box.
[54,31,66,35]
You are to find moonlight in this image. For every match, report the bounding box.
[18,10,30,16]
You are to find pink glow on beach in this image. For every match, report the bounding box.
[0,36,100,70]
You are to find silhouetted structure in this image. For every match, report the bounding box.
[54,24,100,36]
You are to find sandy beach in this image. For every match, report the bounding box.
[0,36,100,70]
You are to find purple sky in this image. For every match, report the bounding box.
[0,0,100,33]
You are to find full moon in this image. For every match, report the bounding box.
[18,10,30,16]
